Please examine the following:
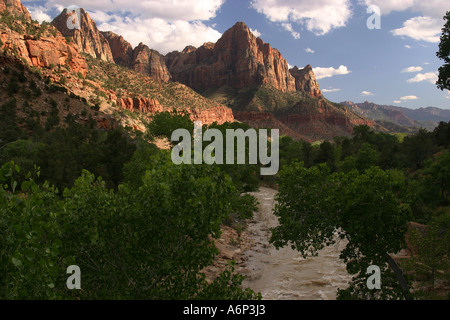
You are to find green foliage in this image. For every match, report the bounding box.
[146,109,194,140]
[437,11,450,91]
[271,163,411,299]
[0,161,260,300]
[0,98,23,146]
[403,212,450,299]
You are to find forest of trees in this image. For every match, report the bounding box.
[0,106,449,299]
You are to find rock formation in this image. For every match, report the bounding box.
[0,14,87,76]
[101,31,171,82]
[0,0,32,21]
[52,8,114,62]
[130,43,171,82]
[117,97,234,125]
[100,31,133,67]
[290,65,322,98]
[166,22,297,93]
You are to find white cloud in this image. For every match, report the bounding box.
[401,66,423,73]
[322,88,340,93]
[281,23,300,39]
[393,100,402,104]
[363,1,446,44]
[98,17,222,54]
[361,91,374,96]
[46,0,225,21]
[250,28,261,38]
[362,0,448,18]
[34,1,225,54]
[27,5,52,23]
[406,72,438,84]
[400,95,419,101]
[405,45,411,48]
[305,48,315,54]
[392,16,442,43]
[313,65,351,80]
[251,0,352,36]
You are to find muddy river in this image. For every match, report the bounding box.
[240,187,352,300]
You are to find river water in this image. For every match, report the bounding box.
[240,187,352,300]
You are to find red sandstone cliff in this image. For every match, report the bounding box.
[0,13,87,76]
[52,8,114,62]
[290,65,322,98]
[101,31,171,82]
[117,97,234,125]
[0,0,31,21]
[166,22,297,93]
[100,31,133,67]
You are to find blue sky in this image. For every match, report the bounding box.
[22,0,450,109]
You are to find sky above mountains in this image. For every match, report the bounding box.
[22,0,450,109]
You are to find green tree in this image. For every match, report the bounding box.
[146,109,194,141]
[421,151,450,206]
[437,11,450,91]
[403,213,450,299]
[0,160,260,300]
[271,163,412,299]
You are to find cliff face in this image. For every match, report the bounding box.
[100,31,133,67]
[277,101,375,141]
[130,43,171,82]
[290,65,322,98]
[52,8,114,62]
[0,0,32,21]
[117,97,233,125]
[166,22,297,93]
[101,31,171,83]
[0,15,87,76]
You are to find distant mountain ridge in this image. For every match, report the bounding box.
[341,101,450,131]
[48,6,374,141]
[1,0,383,141]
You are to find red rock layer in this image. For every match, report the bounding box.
[0,0,32,21]
[289,65,322,98]
[0,23,87,76]
[117,97,234,125]
[166,22,297,93]
[101,31,171,83]
[52,8,114,62]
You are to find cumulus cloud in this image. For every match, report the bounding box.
[361,91,374,96]
[392,16,442,43]
[322,88,340,93]
[250,28,261,38]
[363,1,446,43]
[400,95,419,101]
[406,72,438,84]
[251,0,352,36]
[313,65,351,80]
[282,23,301,39]
[27,5,52,23]
[362,0,447,18]
[45,0,225,21]
[401,66,423,73]
[393,100,402,104]
[29,0,225,54]
[98,17,222,54]
[305,48,315,54]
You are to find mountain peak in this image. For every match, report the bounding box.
[231,21,250,31]
[0,0,32,21]
[290,65,322,98]
[52,7,114,62]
